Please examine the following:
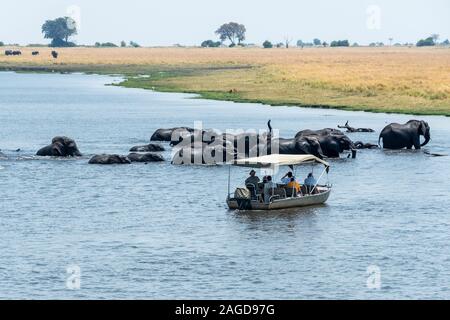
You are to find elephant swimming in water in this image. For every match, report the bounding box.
[379,120,430,150]
[354,141,379,149]
[295,128,345,138]
[338,121,375,133]
[295,129,356,158]
[255,136,324,159]
[150,127,194,142]
[88,154,131,165]
[172,143,236,165]
[36,136,82,157]
[129,144,165,152]
[127,153,164,162]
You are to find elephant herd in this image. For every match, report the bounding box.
[5,50,22,56]
[0,119,432,165]
[150,119,431,165]
[33,136,165,164]
[158,124,358,165]
[4,50,58,58]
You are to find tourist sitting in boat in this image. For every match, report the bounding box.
[245,170,260,199]
[245,169,260,186]
[304,173,318,194]
[280,171,295,184]
[263,176,277,204]
[287,177,301,195]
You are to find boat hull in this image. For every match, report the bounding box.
[227,188,331,211]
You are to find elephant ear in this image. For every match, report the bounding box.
[419,121,428,135]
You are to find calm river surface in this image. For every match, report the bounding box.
[0,72,449,299]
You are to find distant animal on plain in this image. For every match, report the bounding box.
[32,51,40,56]
[51,51,58,59]
[5,50,21,56]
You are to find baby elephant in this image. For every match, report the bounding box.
[88,154,131,165]
[36,136,82,157]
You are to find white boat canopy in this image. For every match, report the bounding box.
[232,154,329,168]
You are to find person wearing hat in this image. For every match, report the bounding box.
[245,169,260,186]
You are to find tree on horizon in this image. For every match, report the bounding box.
[42,17,77,47]
[215,22,246,46]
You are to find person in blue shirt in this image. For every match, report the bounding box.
[281,171,295,184]
[304,173,317,187]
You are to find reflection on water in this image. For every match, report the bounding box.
[1,72,450,299]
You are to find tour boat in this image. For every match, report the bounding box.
[226,154,331,210]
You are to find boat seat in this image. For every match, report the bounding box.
[269,187,286,202]
[285,187,297,198]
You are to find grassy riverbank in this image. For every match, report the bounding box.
[1,47,449,116]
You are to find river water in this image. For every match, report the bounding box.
[0,72,449,299]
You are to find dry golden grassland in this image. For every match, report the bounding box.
[1,46,449,115]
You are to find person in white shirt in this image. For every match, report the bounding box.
[264,176,277,204]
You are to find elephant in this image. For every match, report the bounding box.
[316,134,355,158]
[172,143,236,165]
[129,144,165,152]
[295,129,356,158]
[255,136,324,158]
[127,153,164,162]
[276,137,324,158]
[354,141,379,149]
[150,127,194,142]
[88,154,131,165]
[295,128,344,139]
[338,121,375,133]
[36,136,82,157]
[378,120,430,150]
[170,128,209,146]
[207,122,273,158]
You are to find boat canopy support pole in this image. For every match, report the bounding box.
[310,167,327,194]
[227,165,231,197]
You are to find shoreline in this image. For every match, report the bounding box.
[1,64,449,118]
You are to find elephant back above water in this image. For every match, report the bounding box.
[172,143,236,165]
[127,153,164,162]
[150,127,194,142]
[36,136,82,157]
[295,129,355,158]
[267,136,324,159]
[379,120,430,150]
[129,144,165,152]
[88,154,131,165]
[295,128,344,139]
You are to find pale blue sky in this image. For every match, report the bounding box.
[1,0,449,46]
